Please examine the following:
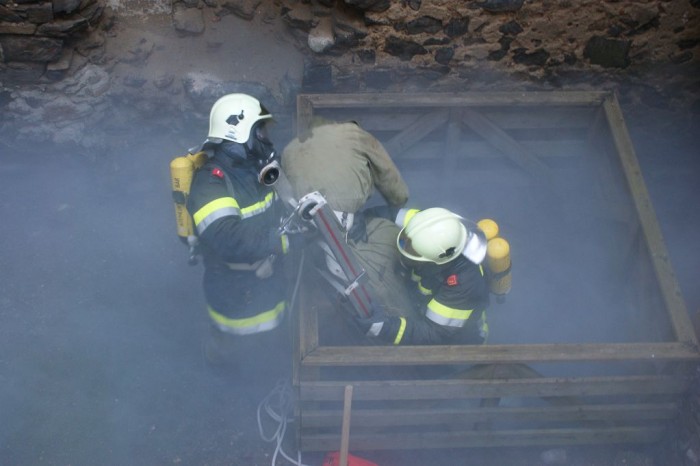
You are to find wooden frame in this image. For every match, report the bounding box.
[291,92,699,453]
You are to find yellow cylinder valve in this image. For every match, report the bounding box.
[477,218,499,241]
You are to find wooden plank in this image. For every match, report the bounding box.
[460,108,556,184]
[479,107,597,130]
[302,403,678,428]
[312,107,596,133]
[301,426,666,451]
[297,263,319,359]
[398,140,589,161]
[301,342,700,366]
[383,109,449,155]
[339,385,353,466]
[602,94,698,346]
[296,94,314,140]
[300,375,688,401]
[441,108,462,198]
[301,92,608,109]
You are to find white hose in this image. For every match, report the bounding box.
[257,379,312,466]
[256,250,311,466]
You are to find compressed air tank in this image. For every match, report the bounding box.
[170,152,208,240]
[477,218,512,297]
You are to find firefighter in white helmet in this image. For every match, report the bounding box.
[186,93,300,365]
[358,207,491,345]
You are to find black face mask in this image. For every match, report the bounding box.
[246,121,278,170]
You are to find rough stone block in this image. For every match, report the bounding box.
[221,0,261,21]
[477,0,524,13]
[53,0,82,14]
[0,21,37,34]
[512,47,549,66]
[0,35,63,62]
[0,5,23,22]
[308,16,334,53]
[403,16,442,35]
[584,35,631,68]
[343,0,390,13]
[444,17,469,38]
[434,46,454,65]
[384,35,428,61]
[37,18,89,37]
[0,61,45,82]
[173,4,205,35]
[302,62,333,91]
[22,2,54,24]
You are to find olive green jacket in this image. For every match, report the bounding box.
[281,121,408,213]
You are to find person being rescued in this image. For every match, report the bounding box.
[281,117,419,330]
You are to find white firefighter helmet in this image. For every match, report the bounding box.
[206,93,272,145]
[397,207,487,265]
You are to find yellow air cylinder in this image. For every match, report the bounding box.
[487,237,511,296]
[477,218,499,241]
[170,152,208,240]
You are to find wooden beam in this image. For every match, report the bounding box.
[441,108,462,198]
[383,109,449,156]
[301,342,700,366]
[300,92,608,109]
[300,375,688,401]
[296,94,314,140]
[312,107,596,133]
[602,94,698,346]
[460,108,556,184]
[302,402,678,428]
[301,426,666,451]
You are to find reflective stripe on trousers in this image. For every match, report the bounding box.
[208,300,285,335]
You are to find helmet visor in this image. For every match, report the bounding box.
[253,121,272,144]
[397,228,429,262]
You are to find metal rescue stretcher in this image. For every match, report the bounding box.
[271,164,377,320]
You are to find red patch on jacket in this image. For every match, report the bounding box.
[446,274,458,286]
[211,168,224,179]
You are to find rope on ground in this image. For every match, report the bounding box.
[257,378,311,466]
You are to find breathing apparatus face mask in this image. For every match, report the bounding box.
[246,121,280,186]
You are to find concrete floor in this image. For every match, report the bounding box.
[0,102,698,465]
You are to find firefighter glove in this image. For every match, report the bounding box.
[354,302,387,335]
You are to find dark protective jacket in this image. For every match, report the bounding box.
[374,207,491,345]
[379,256,490,345]
[384,256,491,345]
[187,147,288,335]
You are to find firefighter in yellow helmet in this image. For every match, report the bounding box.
[186,94,299,364]
[358,207,491,345]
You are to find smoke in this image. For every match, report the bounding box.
[1,5,698,465]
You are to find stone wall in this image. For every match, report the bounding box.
[288,0,699,92]
[0,0,104,83]
[1,0,699,149]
